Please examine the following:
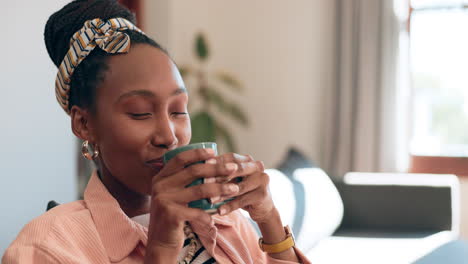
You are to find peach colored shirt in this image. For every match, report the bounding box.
[2,172,311,264]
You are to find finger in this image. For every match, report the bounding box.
[212,153,254,165]
[256,160,265,171]
[161,161,238,189]
[239,171,269,193]
[212,170,268,203]
[211,163,264,203]
[167,182,240,203]
[215,161,264,183]
[161,148,217,177]
[167,201,214,225]
[217,188,266,216]
[205,153,259,183]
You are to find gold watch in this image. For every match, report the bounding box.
[259,225,295,254]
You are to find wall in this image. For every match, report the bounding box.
[142,0,468,241]
[144,0,336,167]
[0,0,77,254]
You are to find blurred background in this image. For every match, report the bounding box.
[1,0,468,262]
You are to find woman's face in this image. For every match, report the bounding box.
[88,44,191,195]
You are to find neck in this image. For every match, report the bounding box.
[97,167,150,218]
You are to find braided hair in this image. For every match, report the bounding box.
[44,0,166,113]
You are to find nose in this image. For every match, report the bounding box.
[150,114,178,150]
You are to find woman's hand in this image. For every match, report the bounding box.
[211,154,300,262]
[144,148,261,263]
[206,153,275,224]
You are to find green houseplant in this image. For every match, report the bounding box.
[179,33,248,153]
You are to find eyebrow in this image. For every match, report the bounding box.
[172,87,187,96]
[116,87,187,102]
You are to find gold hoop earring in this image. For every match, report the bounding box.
[81,140,99,160]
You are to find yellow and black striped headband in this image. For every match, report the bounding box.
[55,17,144,115]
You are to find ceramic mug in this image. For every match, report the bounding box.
[163,142,238,214]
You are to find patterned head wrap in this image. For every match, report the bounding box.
[55,17,144,114]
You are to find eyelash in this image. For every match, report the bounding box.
[127,113,151,120]
[172,112,188,116]
[127,112,188,119]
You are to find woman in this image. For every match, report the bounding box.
[2,0,310,263]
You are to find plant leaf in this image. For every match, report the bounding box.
[226,103,249,127]
[215,123,236,153]
[190,111,216,143]
[195,33,209,61]
[204,87,228,112]
[215,71,243,92]
[204,87,249,127]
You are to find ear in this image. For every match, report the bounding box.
[70,105,97,144]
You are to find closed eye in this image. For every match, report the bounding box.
[172,112,189,119]
[127,113,152,119]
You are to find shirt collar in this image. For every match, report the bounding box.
[84,171,235,262]
[212,214,235,227]
[84,171,147,262]
[130,213,234,229]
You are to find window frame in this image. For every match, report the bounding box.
[408,1,468,176]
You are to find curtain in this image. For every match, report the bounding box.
[321,0,410,179]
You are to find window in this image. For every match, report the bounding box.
[409,0,468,157]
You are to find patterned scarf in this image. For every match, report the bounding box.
[55,17,144,114]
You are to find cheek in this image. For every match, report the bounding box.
[97,117,149,165]
[176,118,191,145]
[96,117,155,194]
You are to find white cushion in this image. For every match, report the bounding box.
[242,168,344,252]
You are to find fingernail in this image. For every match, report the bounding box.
[206,148,215,155]
[210,196,221,203]
[225,184,239,193]
[219,207,227,215]
[205,177,216,184]
[225,163,238,171]
[206,158,217,164]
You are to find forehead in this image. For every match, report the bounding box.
[100,44,184,99]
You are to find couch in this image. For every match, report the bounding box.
[250,167,460,264]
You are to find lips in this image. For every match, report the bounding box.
[146,157,165,173]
